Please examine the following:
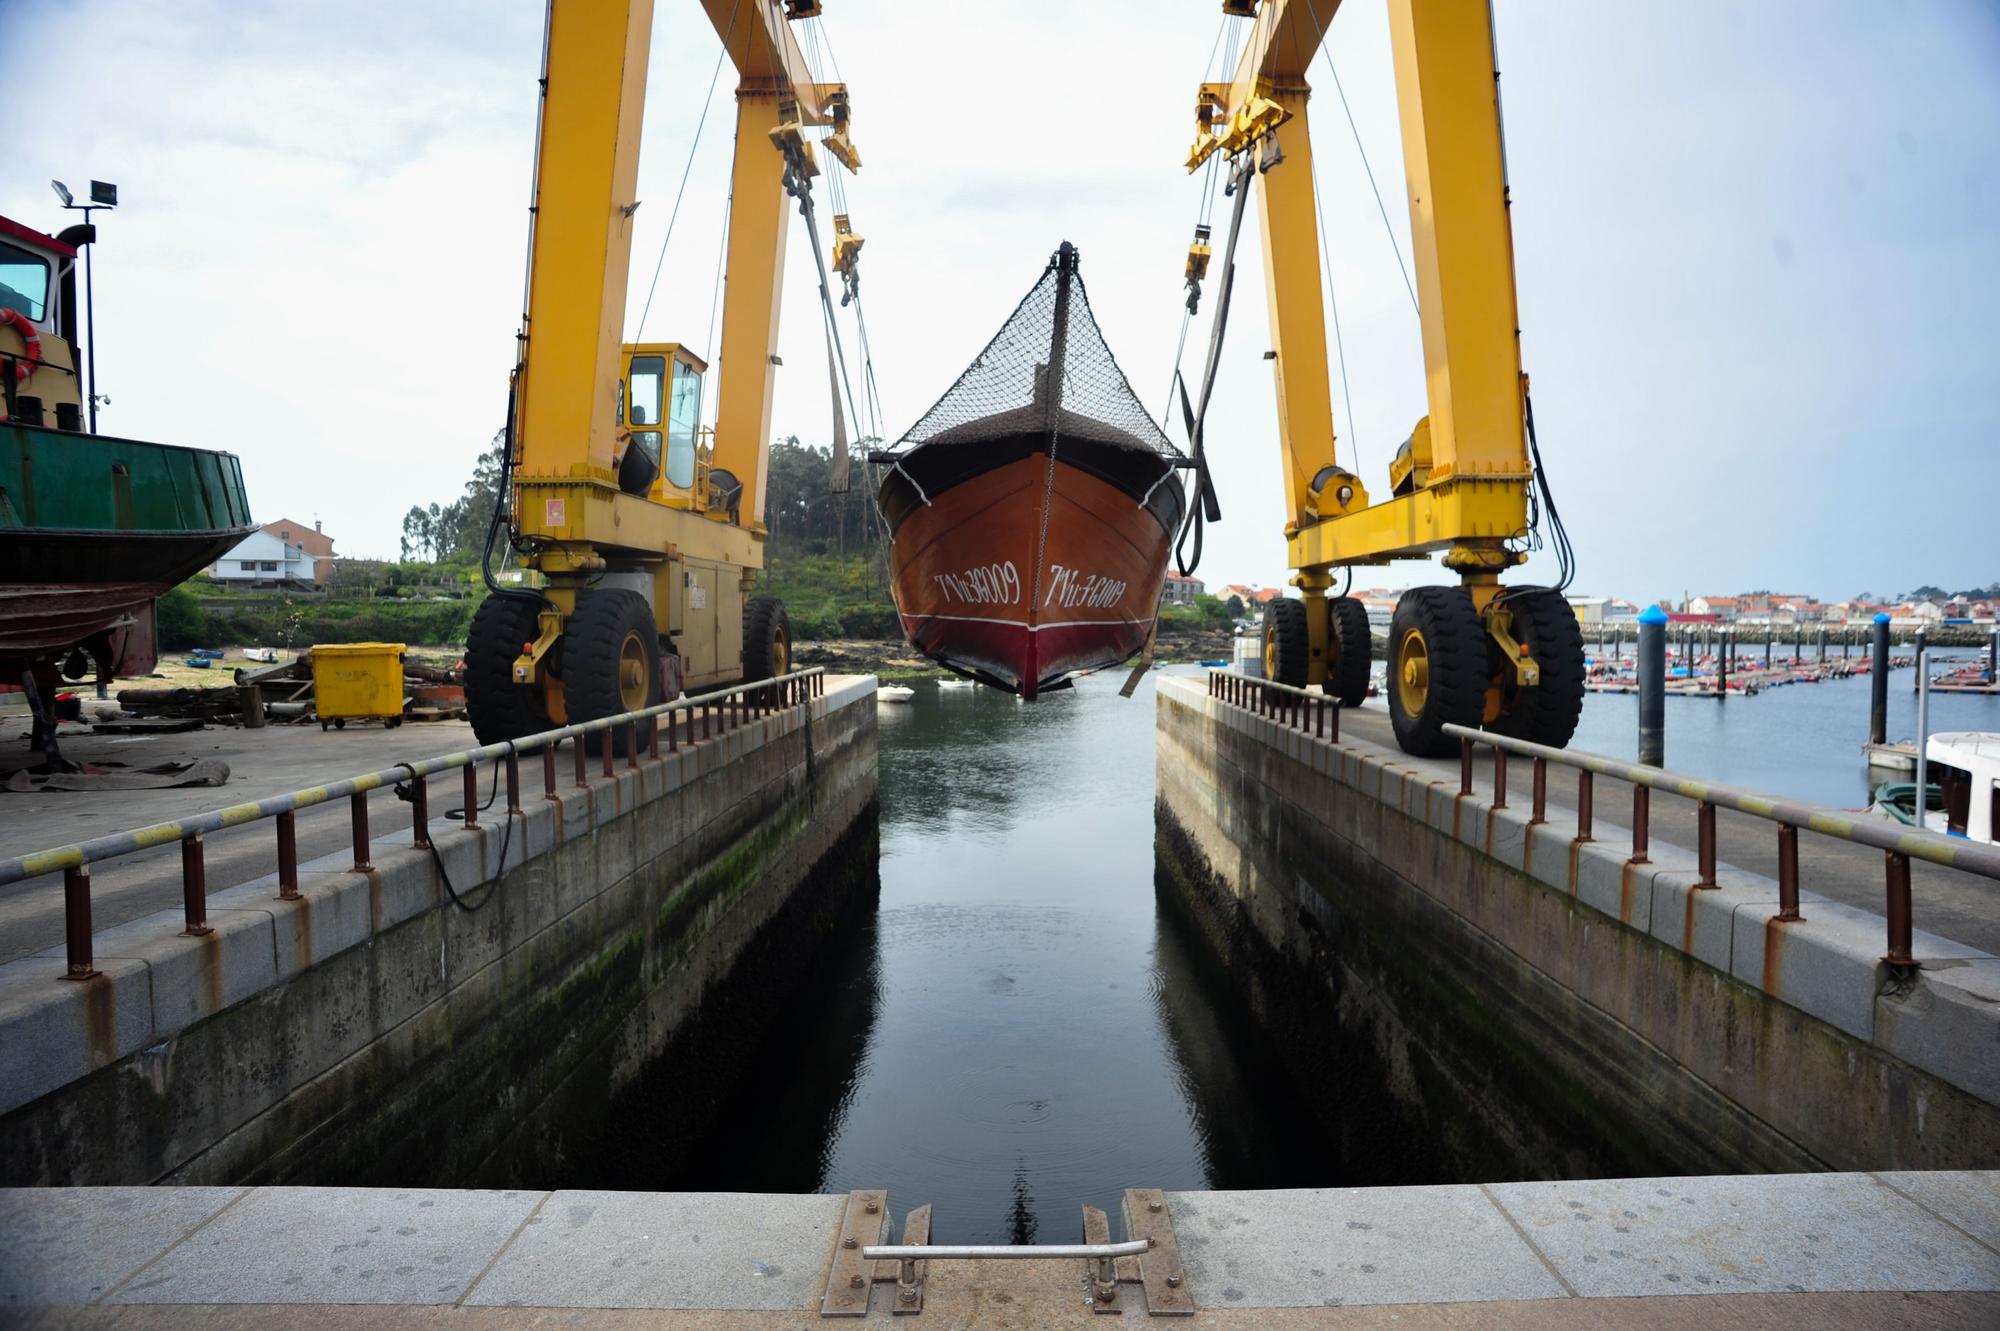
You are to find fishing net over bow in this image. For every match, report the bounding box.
[888,243,1181,460]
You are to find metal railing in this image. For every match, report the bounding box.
[1443,724,2000,969]
[1198,668,2000,968]
[2,668,828,983]
[1206,668,1342,741]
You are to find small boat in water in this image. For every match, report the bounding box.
[877,685,915,704]
[877,243,1186,700]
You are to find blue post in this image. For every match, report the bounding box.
[1638,604,1668,766]
[1869,613,1891,746]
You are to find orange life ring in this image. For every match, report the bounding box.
[0,309,41,386]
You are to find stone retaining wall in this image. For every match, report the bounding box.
[1154,676,1999,1177]
[0,677,879,1185]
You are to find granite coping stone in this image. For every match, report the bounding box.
[463,1190,843,1310]
[3,1176,1999,1310]
[1164,1184,1568,1307]
[106,1186,544,1305]
[1487,1173,2000,1297]
[0,1186,243,1306]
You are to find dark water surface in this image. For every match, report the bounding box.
[671,667,1335,1243]
[658,653,1996,1240]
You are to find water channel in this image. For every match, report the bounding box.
[579,655,1996,1242]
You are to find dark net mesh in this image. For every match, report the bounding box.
[890,244,1180,458]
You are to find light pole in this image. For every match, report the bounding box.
[50,179,117,434]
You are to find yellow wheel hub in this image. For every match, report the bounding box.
[771,624,790,678]
[617,630,652,712]
[1262,624,1278,679]
[1397,627,1431,716]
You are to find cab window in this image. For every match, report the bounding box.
[666,363,702,489]
[0,241,49,322]
[627,356,665,428]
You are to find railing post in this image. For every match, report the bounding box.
[1776,824,1801,921]
[1695,800,1716,888]
[543,746,559,799]
[351,792,373,872]
[1576,771,1594,842]
[649,715,660,760]
[669,706,680,751]
[462,763,480,828]
[411,774,430,847]
[627,721,641,770]
[63,865,94,980]
[1630,786,1650,864]
[1316,698,1325,739]
[1531,757,1547,825]
[602,729,615,777]
[574,736,589,788]
[1884,851,1913,967]
[1492,748,1508,809]
[1329,700,1339,743]
[181,834,211,936]
[1459,737,1474,796]
[506,749,522,815]
[277,811,300,901]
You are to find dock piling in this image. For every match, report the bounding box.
[1638,604,1667,766]
[1717,628,1729,699]
[1869,614,1890,745]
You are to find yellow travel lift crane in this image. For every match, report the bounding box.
[1183,0,1585,757]
[467,0,861,746]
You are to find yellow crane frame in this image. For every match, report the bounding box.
[494,0,858,716]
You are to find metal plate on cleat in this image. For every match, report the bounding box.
[876,1203,930,1315]
[1082,1205,1121,1313]
[820,1189,888,1317]
[1123,1188,1195,1316]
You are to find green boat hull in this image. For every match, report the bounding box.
[0,422,254,677]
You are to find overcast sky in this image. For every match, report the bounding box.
[7,0,1996,604]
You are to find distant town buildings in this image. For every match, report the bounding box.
[1161,572,1204,607]
[210,518,336,591]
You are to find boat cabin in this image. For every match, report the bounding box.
[0,216,84,428]
[1927,732,2000,845]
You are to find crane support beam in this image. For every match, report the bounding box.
[514,0,656,523]
[710,91,789,535]
[1254,88,1342,527]
[1385,0,1528,491]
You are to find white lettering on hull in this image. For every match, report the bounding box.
[1042,564,1129,610]
[932,560,1023,605]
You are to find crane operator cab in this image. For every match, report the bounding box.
[615,343,701,500]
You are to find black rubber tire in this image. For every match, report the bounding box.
[1488,587,1587,749]
[1388,586,1487,758]
[1327,595,1373,708]
[743,597,791,682]
[563,589,661,757]
[466,593,551,745]
[1261,597,1310,688]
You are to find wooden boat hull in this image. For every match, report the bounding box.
[884,449,1176,699]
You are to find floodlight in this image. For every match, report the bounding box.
[90,181,118,207]
[51,180,72,207]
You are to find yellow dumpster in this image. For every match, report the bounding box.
[312,643,407,730]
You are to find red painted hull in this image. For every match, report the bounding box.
[886,454,1174,698]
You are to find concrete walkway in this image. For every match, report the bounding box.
[3,1175,1996,1326]
[0,718,484,966]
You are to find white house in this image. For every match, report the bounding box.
[210,530,319,589]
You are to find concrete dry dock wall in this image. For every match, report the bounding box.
[0,676,879,1186]
[1153,676,2000,1179]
